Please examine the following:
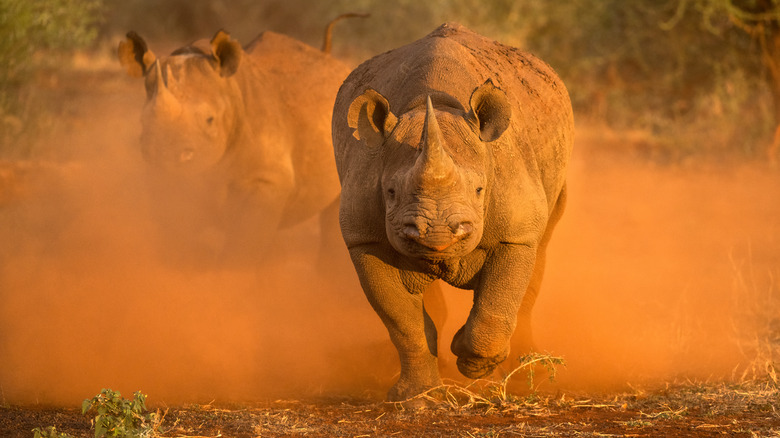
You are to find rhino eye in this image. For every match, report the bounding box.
[206,116,214,125]
[387,188,396,199]
[476,187,484,196]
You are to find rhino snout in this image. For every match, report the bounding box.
[402,221,474,252]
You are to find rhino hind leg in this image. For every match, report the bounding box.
[510,183,568,359]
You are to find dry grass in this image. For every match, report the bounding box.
[8,353,778,437]
[389,353,566,412]
[729,247,780,385]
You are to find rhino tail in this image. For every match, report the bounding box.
[321,12,370,54]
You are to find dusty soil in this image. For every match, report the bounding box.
[2,380,779,437]
[1,50,779,437]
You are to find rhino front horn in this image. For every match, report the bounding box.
[413,96,457,187]
[150,61,182,117]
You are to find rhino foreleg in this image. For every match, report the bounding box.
[451,243,538,379]
[349,245,442,401]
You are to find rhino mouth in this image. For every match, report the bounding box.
[391,220,477,259]
[403,222,473,252]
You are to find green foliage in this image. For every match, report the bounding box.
[31,426,73,438]
[0,0,102,81]
[81,389,160,438]
[518,0,775,158]
[0,0,103,140]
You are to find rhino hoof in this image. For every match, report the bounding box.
[450,326,509,379]
[387,376,442,402]
[455,355,501,379]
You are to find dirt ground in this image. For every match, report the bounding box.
[0,49,779,437]
[1,379,779,437]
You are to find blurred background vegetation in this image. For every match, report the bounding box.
[1,0,779,162]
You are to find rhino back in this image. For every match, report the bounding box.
[333,23,573,245]
[237,31,349,224]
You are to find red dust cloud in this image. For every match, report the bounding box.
[0,68,391,406]
[1,65,779,407]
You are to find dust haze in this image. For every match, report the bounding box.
[1,59,779,407]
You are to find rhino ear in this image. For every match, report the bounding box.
[347,88,398,147]
[118,31,156,78]
[468,79,511,142]
[210,30,242,77]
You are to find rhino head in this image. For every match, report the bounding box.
[119,30,244,173]
[348,80,511,260]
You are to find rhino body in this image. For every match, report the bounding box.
[332,23,573,400]
[119,30,348,262]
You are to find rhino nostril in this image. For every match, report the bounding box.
[403,223,420,239]
[453,222,473,238]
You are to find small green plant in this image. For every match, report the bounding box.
[81,389,161,438]
[32,426,73,438]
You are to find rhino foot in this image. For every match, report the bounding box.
[387,373,442,402]
[451,326,510,379]
[455,355,505,379]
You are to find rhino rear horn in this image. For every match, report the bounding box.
[468,79,511,142]
[348,88,398,147]
[118,31,156,78]
[210,30,242,77]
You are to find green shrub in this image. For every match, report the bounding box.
[518,0,775,159]
[0,0,103,155]
[31,426,73,438]
[81,389,160,438]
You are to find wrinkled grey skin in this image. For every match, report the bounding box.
[332,23,574,401]
[119,30,347,263]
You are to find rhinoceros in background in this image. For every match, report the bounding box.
[118,21,354,266]
[332,23,574,400]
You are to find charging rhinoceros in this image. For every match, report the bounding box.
[118,26,351,264]
[332,23,574,400]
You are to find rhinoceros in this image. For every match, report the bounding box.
[332,23,574,400]
[118,25,351,264]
